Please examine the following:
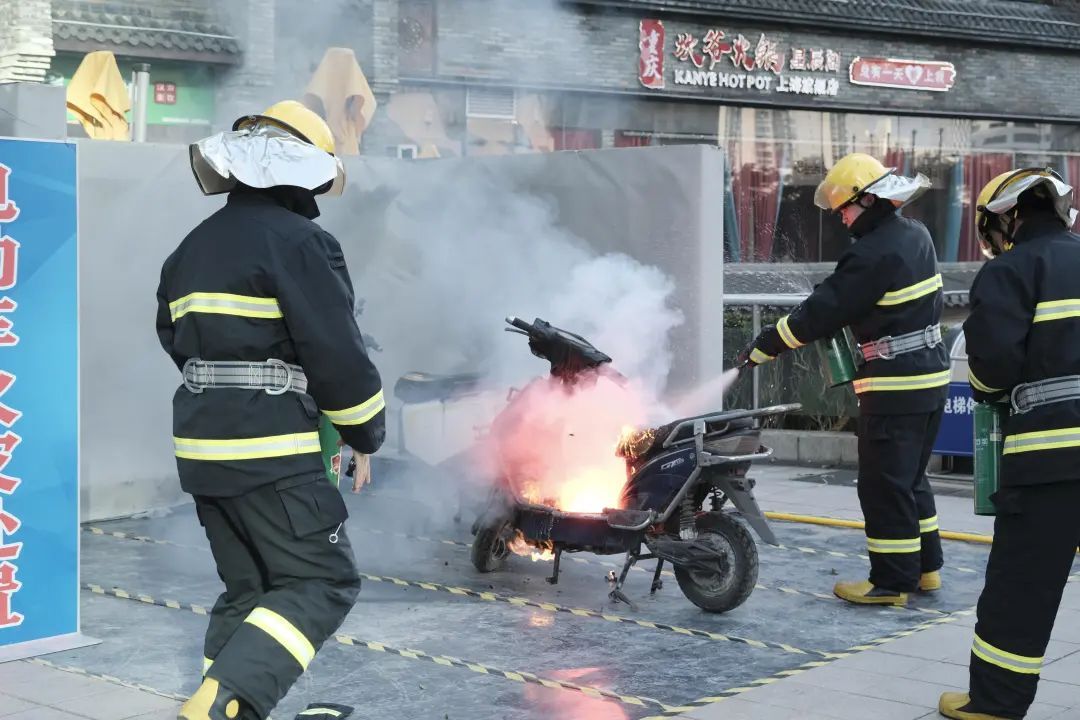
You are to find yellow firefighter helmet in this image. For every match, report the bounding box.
[975,167,1074,259]
[814,153,894,211]
[232,100,336,156]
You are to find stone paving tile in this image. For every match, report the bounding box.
[0,692,37,717]
[51,685,177,720]
[680,696,838,720]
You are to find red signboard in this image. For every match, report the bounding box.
[849,57,956,92]
[154,81,177,105]
[638,19,665,89]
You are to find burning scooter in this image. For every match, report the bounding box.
[469,316,799,613]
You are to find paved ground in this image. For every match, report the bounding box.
[2,461,1077,720]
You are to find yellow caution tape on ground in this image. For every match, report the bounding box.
[82,583,673,712]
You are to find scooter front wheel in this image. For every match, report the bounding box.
[471,521,512,573]
[673,512,758,613]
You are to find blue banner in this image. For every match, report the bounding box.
[933,381,975,457]
[0,139,79,650]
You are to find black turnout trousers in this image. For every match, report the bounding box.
[856,409,945,592]
[195,476,361,719]
[969,480,1080,719]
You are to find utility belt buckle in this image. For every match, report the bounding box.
[924,324,941,350]
[263,359,293,396]
[182,358,207,394]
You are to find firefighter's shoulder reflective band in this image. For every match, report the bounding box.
[1034,299,1080,323]
[169,292,283,321]
[852,370,950,394]
[1003,426,1080,455]
[244,607,315,670]
[322,390,386,426]
[174,432,321,461]
[750,348,774,364]
[968,370,1002,394]
[876,274,943,307]
[866,537,922,554]
[919,516,939,533]
[972,634,1042,675]
[777,315,804,349]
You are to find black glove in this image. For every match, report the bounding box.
[736,346,755,369]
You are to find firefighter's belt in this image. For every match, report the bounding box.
[182,359,308,395]
[1010,375,1080,415]
[858,324,941,362]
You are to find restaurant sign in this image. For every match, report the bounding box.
[638,20,956,98]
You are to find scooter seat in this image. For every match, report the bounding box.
[394,371,484,403]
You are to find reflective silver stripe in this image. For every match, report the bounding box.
[919,516,939,533]
[1003,426,1080,455]
[323,390,386,426]
[777,315,804,349]
[858,324,941,362]
[182,359,308,395]
[969,369,1001,394]
[298,710,343,718]
[876,274,943,306]
[1033,299,1080,323]
[750,348,774,364]
[866,537,922,554]
[169,292,282,321]
[174,432,321,461]
[972,634,1042,675]
[852,370,950,394]
[1010,375,1080,414]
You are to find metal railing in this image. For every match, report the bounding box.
[723,291,968,409]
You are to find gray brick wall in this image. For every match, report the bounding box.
[417,0,1080,125]
[372,0,400,94]
[0,0,54,84]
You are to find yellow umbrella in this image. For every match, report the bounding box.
[303,47,377,155]
[66,50,130,141]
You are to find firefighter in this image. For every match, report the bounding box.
[738,152,948,606]
[157,100,385,720]
[938,168,1080,720]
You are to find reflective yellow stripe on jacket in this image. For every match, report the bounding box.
[852,370,950,394]
[866,536,921,554]
[919,515,939,533]
[968,370,1002,394]
[777,315,804,349]
[169,292,283,321]
[1003,426,1080,455]
[244,607,315,670]
[972,634,1042,675]
[877,274,943,307]
[173,432,321,461]
[322,390,386,426]
[1033,299,1080,323]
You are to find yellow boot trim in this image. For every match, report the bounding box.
[919,571,942,592]
[833,579,908,606]
[938,692,1010,719]
[178,677,220,720]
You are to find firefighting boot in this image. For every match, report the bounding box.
[833,579,908,606]
[178,677,253,720]
[919,571,942,592]
[294,703,354,719]
[938,692,1009,719]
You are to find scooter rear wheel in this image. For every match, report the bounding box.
[471,521,512,573]
[673,512,758,613]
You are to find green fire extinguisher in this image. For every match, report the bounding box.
[973,401,1008,516]
[815,327,859,388]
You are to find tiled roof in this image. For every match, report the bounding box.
[52,0,240,63]
[567,0,1080,51]
[724,262,978,307]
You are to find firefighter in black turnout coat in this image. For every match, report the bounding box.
[157,101,385,720]
[739,153,948,606]
[939,169,1080,720]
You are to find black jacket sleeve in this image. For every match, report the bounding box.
[275,230,387,455]
[962,260,1032,402]
[155,263,183,371]
[752,243,893,361]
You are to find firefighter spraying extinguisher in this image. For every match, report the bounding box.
[938,167,1080,720]
[738,152,949,607]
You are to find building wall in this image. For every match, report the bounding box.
[0,0,54,83]
[405,0,1080,123]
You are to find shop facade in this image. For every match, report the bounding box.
[369,0,1080,266]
